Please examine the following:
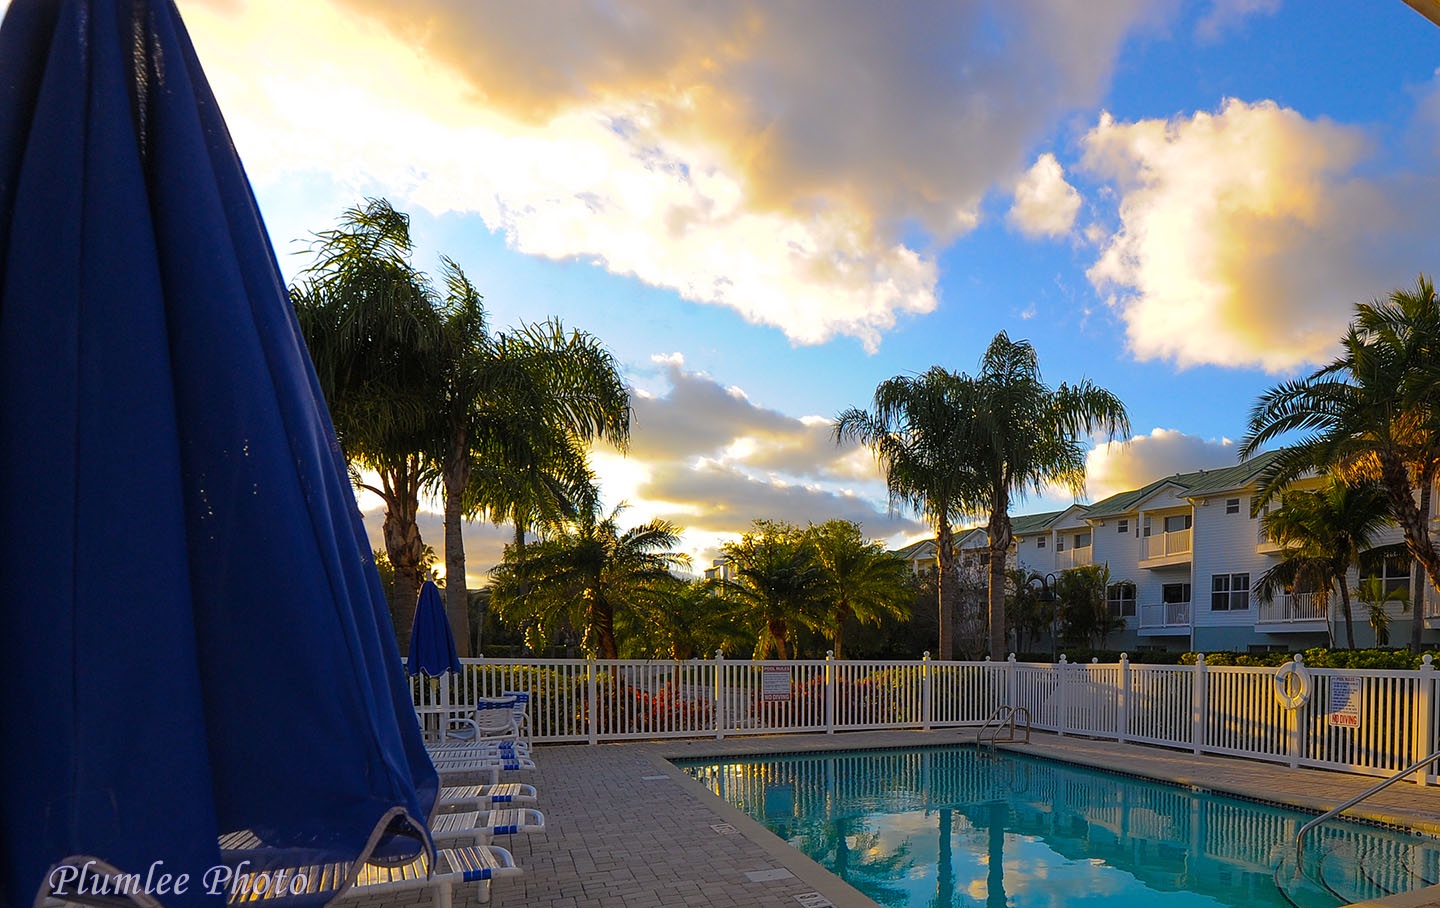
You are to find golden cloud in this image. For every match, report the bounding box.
[183,0,1165,351]
[1082,98,1440,372]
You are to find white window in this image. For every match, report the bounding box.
[1117,519,1129,534]
[1036,537,1046,549]
[1107,582,1136,618]
[1226,498,1240,515]
[1362,553,1412,598]
[1162,582,1191,604]
[1164,514,1192,533]
[1211,573,1250,611]
[1056,536,1065,552]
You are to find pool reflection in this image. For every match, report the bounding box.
[675,746,1440,908]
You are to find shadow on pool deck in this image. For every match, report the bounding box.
[347,728,1440,908]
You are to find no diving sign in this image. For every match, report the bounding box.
[1327,675,1361,728]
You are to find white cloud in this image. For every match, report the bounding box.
[1008,153,1082,238]
[1081,98,1440,372]
[1084,428,1239,501]
[183,0,1165,351]
[1195,0,1282,42]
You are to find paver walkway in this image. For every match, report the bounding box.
[351,729,1440,908]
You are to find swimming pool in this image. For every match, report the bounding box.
[673,746,1440,908]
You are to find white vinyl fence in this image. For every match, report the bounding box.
[409,652,1440,785]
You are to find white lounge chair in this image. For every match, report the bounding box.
[430,752,537,785]
[428,808,546,845]
[438,781,539,809]
[214,833,520,906]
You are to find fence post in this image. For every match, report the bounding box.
[1191,654,1206,756]
[1057,655,1068,737]
[587,656,599,746]
[1286,654,1306,769]
[1007,653,1018,713]
[826,651,836,735]
[1416,654,1434,785]
[714,650,725,741]
[922,652,932,731]
[1117,653,1130,745]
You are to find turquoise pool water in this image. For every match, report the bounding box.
[673,746,1440,908]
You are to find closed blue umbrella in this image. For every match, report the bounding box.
[409,580,464,678]
[0,1,437,905]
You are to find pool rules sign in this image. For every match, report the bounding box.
[761,665,792,702]
[1327,675,1361,728]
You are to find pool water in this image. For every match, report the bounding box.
[673,746,1440,908]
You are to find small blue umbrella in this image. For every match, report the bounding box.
[0,0,437,904]
[409,581,464,679]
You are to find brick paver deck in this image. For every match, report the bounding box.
[350,729,1440,908]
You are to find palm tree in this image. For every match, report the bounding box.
[465,320,631,574]
[967,333,1129,660]
[622,576,734,660]
[835,369,985,661]
[1253,478,1392,649]
[806,520,911,657]
[1241,276,1440,652]
[719,520,827,659]
[489,504,688,658]
[291,200,446,643]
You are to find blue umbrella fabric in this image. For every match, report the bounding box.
[408,581,463,678]
[0,1,437,905]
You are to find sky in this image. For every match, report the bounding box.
[166,0,1440,584]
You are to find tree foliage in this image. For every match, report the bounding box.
[1242,275,1440,653]
[488,504,688,658]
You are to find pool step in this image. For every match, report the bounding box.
[1275,838,1436,908]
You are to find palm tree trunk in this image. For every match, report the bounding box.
[442,432,471,656]
[1380,453,1440,646]
[832,603,851,659]
[1410,480,1433,653]
[591,595,619,659]
[380,475,425,651]
[768,618,790,660]
[987,508,1013,661]
[1338,581,1356,650]
[935,519,957,661]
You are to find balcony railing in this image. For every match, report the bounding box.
[1054,545,1093,570]
[1139,600,1190,630]
[1142,528,1191,561]
[1257,591,1328,624]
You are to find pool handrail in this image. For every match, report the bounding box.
[978,705,1031,750]
[1295,746,1440,861]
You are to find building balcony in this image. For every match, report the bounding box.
[1256,526,1281,554]
[1053,545,1093,571]
[1138,601,1190,635]
[1255,592,1328,632]
[1139,529,1191,567]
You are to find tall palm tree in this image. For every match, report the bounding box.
[466,320,630,567]
[489,504,687,658]
[1241,276,1440,652]
[720,520,827,659]
[835,369,984,661]
[965,333,1129,661]
[1253,478,1392,649]
[291,199,446,643]
[807,520,911,658]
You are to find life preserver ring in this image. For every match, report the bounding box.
[1274,661,1312,709]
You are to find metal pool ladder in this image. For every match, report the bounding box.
[978,705,1031,752]
[1295,746,1440,861]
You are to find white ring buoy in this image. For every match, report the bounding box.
[1274,661,1312,709]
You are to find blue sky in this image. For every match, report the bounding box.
[176,0,1440,582]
